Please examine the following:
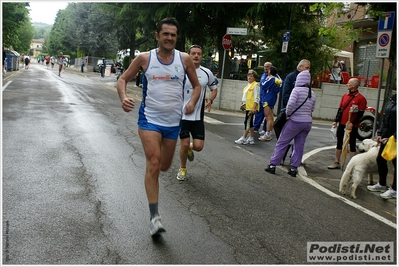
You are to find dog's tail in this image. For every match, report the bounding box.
[339,160,354,193]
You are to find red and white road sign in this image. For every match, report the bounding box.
[376,31,392,58]
[222,34,232,50]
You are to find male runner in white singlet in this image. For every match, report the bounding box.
[117,17,201,236]
[177,44,218,181]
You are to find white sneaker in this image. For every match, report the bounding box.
[245,137,255,145]
[259,130,266,135]
[258,134,272,141]
[177,168,186,181]
[149,215,166,236]
[367,182,388,192]
[235,136,246,144]
[380,188,397,199]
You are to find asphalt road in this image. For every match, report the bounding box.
[2,63,397,265]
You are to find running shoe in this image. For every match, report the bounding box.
[235,136,246,144]
[259,134,272,141]
[245,137,255,145]
[177,168,186,181]
[367,182,388,192]
[380,188,397,199]
[187,148,194,161]
[149,215,166,236]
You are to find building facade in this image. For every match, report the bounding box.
[30,38,45,57]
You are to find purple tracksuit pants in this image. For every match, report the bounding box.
[269,119,312,169]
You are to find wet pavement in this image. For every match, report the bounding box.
[7,64,395,220]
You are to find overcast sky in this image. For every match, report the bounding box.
[28,1,69,25]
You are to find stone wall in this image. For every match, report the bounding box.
[209,79,391,120]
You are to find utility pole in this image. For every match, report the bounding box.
[277,6,293,112]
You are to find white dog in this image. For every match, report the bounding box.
[339,139,379,199]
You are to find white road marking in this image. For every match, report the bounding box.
[2,81,12,91]
[204,116,241,126]
[299,145,396,229]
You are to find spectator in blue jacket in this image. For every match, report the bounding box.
[259,66,282,141]
[281,59,311,109]
[254,62,276,134]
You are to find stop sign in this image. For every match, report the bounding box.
[222,34,232,50]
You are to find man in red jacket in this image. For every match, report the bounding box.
[328,78,367,169]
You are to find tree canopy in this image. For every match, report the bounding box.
[3,2,396,90]
[3,2,34,53]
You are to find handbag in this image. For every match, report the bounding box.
[273,87,312,140]
[335,95,355,123]
[274,87,311,130]
[381,135,397,161]
[274,108,287,129]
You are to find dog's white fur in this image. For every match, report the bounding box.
[339,139,379,199]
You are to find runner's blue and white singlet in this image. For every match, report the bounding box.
[182,66,218,121]
[139,49,186,127]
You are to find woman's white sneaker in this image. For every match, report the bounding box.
[380,188,397,199]
[235,136,246,144]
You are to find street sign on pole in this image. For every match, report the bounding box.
[376,32,392,58]
[281,30,290,53]
[282,30,291,42]
[376,11,395,58]
[281,42,288,53]
[378,11,395,31]
[372,11,395,137]
[226,27,248,35]
[222,34,232,50]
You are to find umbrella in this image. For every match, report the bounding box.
[341,112,352,170]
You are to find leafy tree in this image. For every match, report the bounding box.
[3,2,34,53]
[250,3,331,79]
[33,23,52,39]
[17,19,35,54]
[46,8,72,56]
[151,3,255,78]
[46,2,119,58]
[96,2,161,61]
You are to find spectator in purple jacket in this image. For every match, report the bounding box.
[265,70,316,177]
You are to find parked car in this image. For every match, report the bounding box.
[93,59,116,73]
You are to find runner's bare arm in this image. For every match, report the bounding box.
[116,52,149,112]
[183,52,201,114]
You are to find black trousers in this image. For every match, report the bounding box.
[377,142,397,190]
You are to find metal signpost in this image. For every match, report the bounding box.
[277,30,291,112]
[373,11,395,137]
[218,28,247,109]
[218,34,232,109]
